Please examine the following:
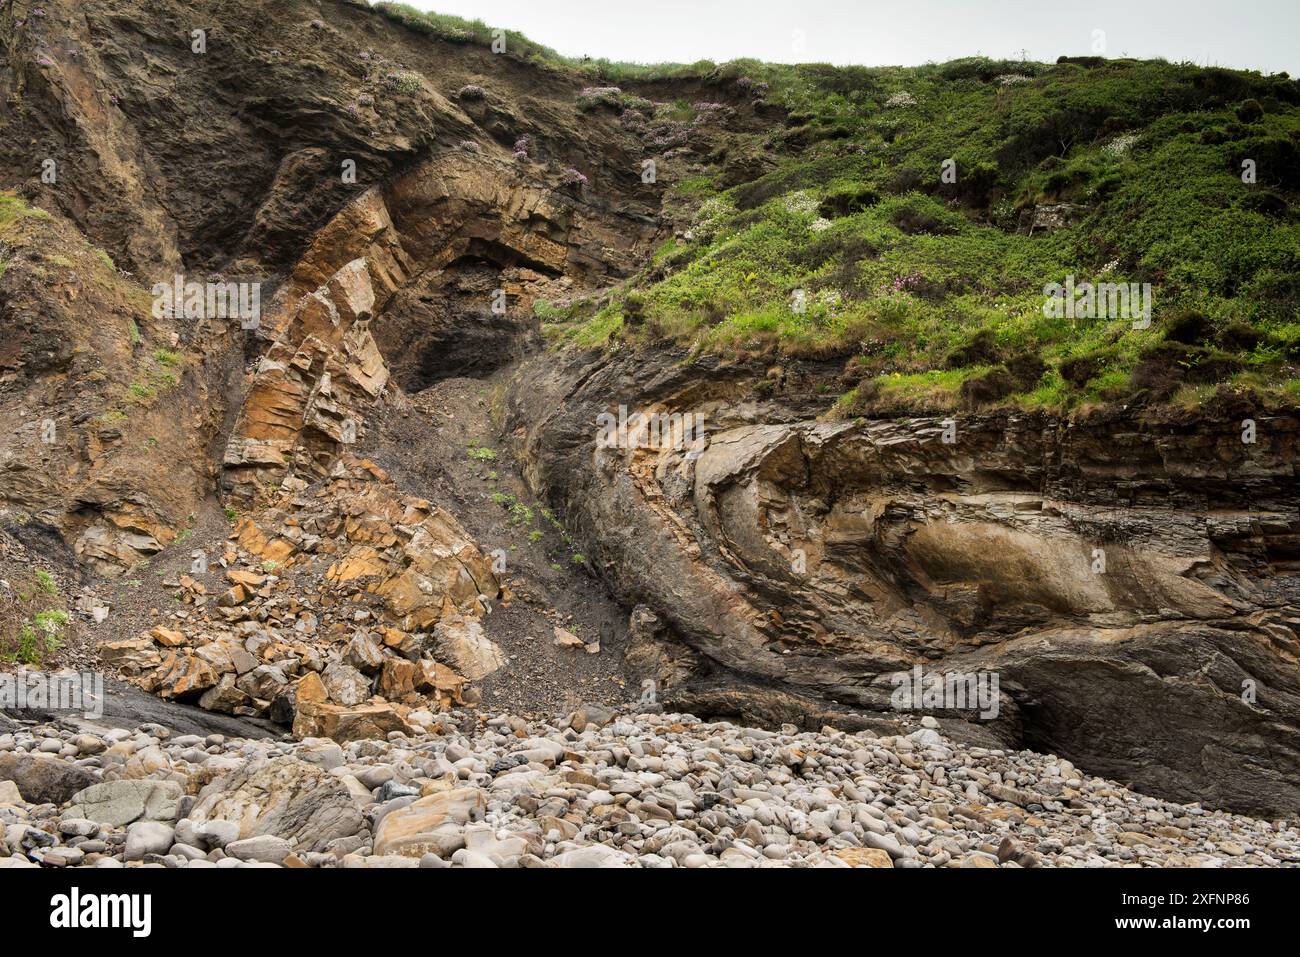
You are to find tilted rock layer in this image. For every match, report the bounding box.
[507,349,1300,816]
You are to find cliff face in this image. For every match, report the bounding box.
[1,0,665,572]
[2,1,1298,817]
[0,0,683,746]
[503,348,1300,814]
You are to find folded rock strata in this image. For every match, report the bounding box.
[506,349,1300,816]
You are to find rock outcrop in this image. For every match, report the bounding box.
[506,348,1300,816]
[3,0,1297,830]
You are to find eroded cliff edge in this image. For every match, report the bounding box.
[1,0,1297,818]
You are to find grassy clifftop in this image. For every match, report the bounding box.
[528,53,1300,413]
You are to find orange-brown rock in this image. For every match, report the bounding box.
[227,569,267,589]
[292,700,414,744]
[148,626,186,648]
[100,637,163,674]
[154,653,219,700]
[378,657,417,700]
[295,671,328,706]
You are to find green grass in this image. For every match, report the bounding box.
[4,625,43,665]
[1,598,68,666]
[370,2,729,82]
[34,609,69,632]
[539,56,1300,412]
[0,191,50,235]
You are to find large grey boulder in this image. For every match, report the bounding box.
[0,754,97,805]
[187,757,365,853]
[62,780,182,826]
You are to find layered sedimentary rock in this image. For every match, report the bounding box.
[2,0,661,574]
[222,261,390,495]
[0,200,232,577]
[506,348,1300,816]
[5,0,1298,825]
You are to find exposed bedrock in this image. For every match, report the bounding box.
[505,347,1300,816]
[219,148,659,502]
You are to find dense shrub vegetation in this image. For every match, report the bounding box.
[550,56,1300,412]
[365,2,1300,412]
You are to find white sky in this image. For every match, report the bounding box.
[400,0,1298,74]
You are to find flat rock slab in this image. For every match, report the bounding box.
[62,780,182,827]
[1,677,278,740]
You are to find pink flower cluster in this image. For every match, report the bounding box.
[878,272,926,296]
[576,86,622,109]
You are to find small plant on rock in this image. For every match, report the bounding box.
[384,72,422,95]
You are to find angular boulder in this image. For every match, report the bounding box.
[187,757,365,853]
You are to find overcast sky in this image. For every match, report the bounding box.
[402,0,1297,74]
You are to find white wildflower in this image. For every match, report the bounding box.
[784,190,819,216]
[1103,134,1139,158]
